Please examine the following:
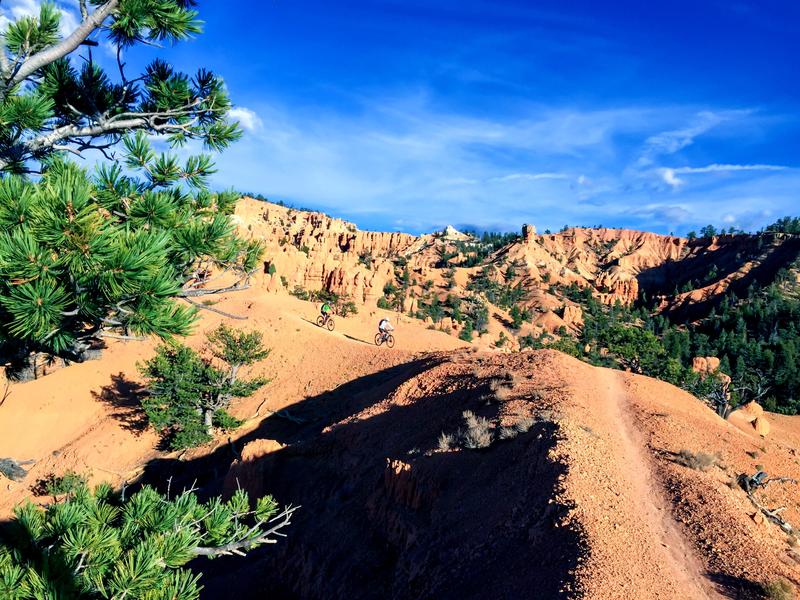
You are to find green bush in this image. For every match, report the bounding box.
[36,470,88,497]
[139,325,269,449]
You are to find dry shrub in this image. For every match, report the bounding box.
[438,431,456,451]
[762,578,794,600]
[461,410,492,449]
[498,426,516,440]
[496,415,535,441]
[675,449,719,471]
[494,386,514,402]
[513,415,535,434]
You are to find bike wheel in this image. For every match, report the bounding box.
[326,317,335,331]
[385,334,395,348]
[316,315,325,328]
[374,333,384,346]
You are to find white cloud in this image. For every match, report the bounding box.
[660,163,788,189]
[673,163,787,175]
[660,168,684,188]
[136,93,792,236]
[229,107,264,132]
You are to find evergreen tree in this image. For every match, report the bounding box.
[0,5,261,366]
[139,325,269,449]
[0,1,241,173]
[0,482,295,599]
[0,141,262,364]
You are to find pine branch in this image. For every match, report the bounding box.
[6,1,119,90]
[191,505,298,557]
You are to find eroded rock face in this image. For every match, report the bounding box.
[728,402,770,437]
[223,438,285,498]
[692,356,721,375]
[562,305,584,327]
[233,198,800,351]
[753,416,771,437]
[235,199,418,304]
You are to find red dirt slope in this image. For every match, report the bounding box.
[186,350,800,599]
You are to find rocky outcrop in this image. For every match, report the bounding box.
[692,356,721,375]
[223,438,284,498]
[691,356,732,392]
[728,401,770,437]
[235,198,418,304]
[562,305,584,328]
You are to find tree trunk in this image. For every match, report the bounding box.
[204,409,214,434]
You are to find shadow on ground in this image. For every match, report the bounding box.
[91,372,150,435]
[137,355,587,600]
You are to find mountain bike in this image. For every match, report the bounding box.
[316,314,335,331]
[374,331,395,348]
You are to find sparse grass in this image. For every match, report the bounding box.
[497,415,535,441]
[494,386,514,402]
[762,578,794,600]
[498,426,516,440]
[675,449,719,471]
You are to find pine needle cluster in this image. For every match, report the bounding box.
[0,482,295,599]
[0,140,262,365]
[0,1,241,173]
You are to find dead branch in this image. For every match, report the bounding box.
[181,296,248,320]
[191,504,298,557]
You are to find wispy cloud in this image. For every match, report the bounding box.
[637,110,751,167]
[659,163,788,188]
[488,172,568,182]
[204,95,794,234]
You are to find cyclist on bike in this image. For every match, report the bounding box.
[320,301,333,323]
[378,317,394,339]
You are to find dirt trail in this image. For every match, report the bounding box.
[559,361,721,599]
[602,369,717,599]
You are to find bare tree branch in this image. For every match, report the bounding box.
[179,280,251,297]
[191,505,298,557]
[181,296,248,320]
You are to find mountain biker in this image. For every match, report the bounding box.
[378,317,394,339]
[320,301,333,322]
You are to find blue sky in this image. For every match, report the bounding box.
[4,1,800,235]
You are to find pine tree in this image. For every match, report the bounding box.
[0,142,263,365]
[0,482,296,599]
[0,1,241,173]
[139,325,269,449]
[0,4,262,367]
